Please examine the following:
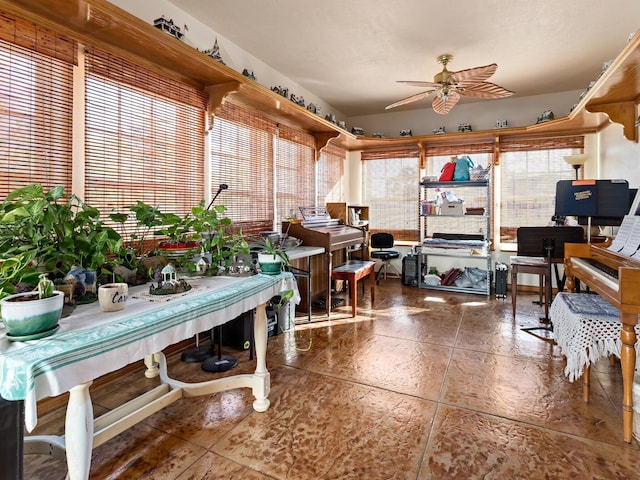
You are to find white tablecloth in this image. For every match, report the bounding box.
[550,292,640,382]
[0,272,298,431]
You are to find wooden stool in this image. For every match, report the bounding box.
[510,256,550,318]
[331,260,375,317]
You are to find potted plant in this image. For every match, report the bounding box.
[190,202,250,272]
[0,268,64,340]
[0,184,122,292]
[256,236,291,275]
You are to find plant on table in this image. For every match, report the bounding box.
[0,184,122,301]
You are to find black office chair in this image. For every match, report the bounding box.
[369,232,401,284]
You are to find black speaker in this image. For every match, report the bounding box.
[221,310,253,350]
[495,262,508,299]
[402,254,419,286]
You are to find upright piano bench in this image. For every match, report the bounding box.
[331,260,376,317]
[550,292,640,402]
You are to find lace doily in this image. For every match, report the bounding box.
[550,292,640,382]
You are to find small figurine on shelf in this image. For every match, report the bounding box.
[242,69,256,81]
[400,129,412,137]
[202,38,225,64]
[536,110,554,123]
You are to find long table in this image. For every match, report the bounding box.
[0,272,298,480]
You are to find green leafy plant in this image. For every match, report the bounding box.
[0,250,39,301]
[256,236,290,265]
[0,184,122,280]
[109,201,164,258]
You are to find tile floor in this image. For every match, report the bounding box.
[24,280,640,479]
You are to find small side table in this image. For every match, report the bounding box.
[331,260,376,317]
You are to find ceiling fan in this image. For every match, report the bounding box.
[386,54,514,114]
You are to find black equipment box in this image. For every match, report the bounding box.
[402,253,419,286]
[495,262,508,299]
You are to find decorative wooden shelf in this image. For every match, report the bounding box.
[3,0,639,148]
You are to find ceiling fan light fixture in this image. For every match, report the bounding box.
[386,54,513,114]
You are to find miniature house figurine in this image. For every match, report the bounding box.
[196,257,209,274]
[153,16,184,40]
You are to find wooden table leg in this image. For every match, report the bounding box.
[65,381,94,480]
[369,265,375,305]
[349,275,357,317]
[511,265,517,318]
[620,312,637,443]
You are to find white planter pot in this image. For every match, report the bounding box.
[257,253,282,275]
[1,290,64,338]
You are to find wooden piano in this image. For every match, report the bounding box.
[564,241,640,443]
[284,211,366,316]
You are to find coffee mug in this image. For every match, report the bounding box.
[98,283,128,312]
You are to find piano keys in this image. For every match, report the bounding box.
[564,242,640,443]
[284,220,367,316]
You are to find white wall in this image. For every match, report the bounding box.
[109,0,347,121]
[597,120,640,188]
[348,90,582,137]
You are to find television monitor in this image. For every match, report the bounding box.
[555,179,631,226]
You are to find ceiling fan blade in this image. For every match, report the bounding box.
[459,82,514,99]
[396,80,441,88]
[385,90,435,110]
[432,91,460,114]
[450,63,497,86]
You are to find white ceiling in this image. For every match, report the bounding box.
[168,0,640,117]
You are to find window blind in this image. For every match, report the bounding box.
[362,151,420,241]
[211,102,274,236]
[276,124,315,227]
[84,47,207,237]
[498,136,583,245]
[0,13,75,199]
[318,144,346,204]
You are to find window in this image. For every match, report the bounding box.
[84,47,207,235]
[317,144,346,205]
[362,149,420,241]
[0,14,76,198]
[498,136,583,247]
[276,124,315,227]
[211,102,275,236]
